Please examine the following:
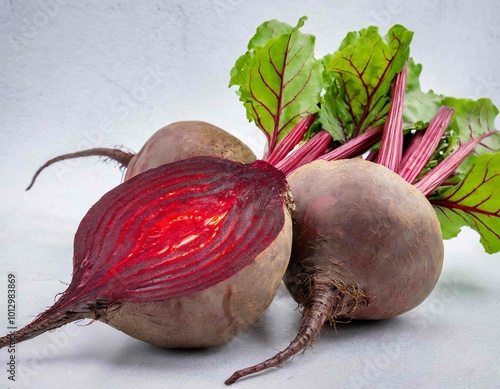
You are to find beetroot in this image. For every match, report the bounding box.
[225,55,499,384]
[225,98,499,386]
[0,156,292,349]
[26,121,256,190]
[124,121,256,179]
[225,158,444,384]
[224,27,494,381]
[286,159,444,318]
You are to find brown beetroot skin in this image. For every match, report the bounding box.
[226,159,444,384]
[26,121,256,190]
[286,158,444,319]
[125,121,256,179]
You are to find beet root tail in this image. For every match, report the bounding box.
[225,285,340,385]
[0,302,90,349]
[26,147,135,190]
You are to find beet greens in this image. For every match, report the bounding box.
[225,17,500,383]
[230,16,500,254]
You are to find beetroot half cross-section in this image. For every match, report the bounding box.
[0,156,293,349]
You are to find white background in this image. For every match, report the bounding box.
[1,0,499,388]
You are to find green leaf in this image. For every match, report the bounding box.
[431,153,500,254]
[403,58,444,129]
[229,19,295,91]
[403,60,500,181]
[319,52,336,87]
[319,25,413,142]
[229,17,322,151]
[247,19,296,48]
[319,81,352,141]
[443,97,500,154]
[432,98,499,181]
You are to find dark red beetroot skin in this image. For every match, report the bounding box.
[0,156,292,349]
[226,159,444,384]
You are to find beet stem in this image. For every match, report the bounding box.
[398,106,454,184]
[414,135,487,196]
[265,114,317,165]
[376,63,408,172]
[320,126,384,162]
[225,285,339,385]
[0,303,89,349]
[26,148,135,191]
[276,130,332,176]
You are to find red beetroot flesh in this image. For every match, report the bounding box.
[0,156,292,349]
[73,157,288,301]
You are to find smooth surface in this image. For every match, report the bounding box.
[0,1,499,388]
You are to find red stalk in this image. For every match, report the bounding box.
[266,114,317,165]
[275,130,332,176]
[365,148,379,162]
[398,106,455,184]
[267,65,406,176]
[376,63,408,172]
[272,125,384,177]
[320,126,384,161]
[414,134,492,196]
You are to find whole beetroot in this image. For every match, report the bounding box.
[26,121,256,190]
[226,159,444,384]
[125,121,256,179]
[286,159,443,320]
